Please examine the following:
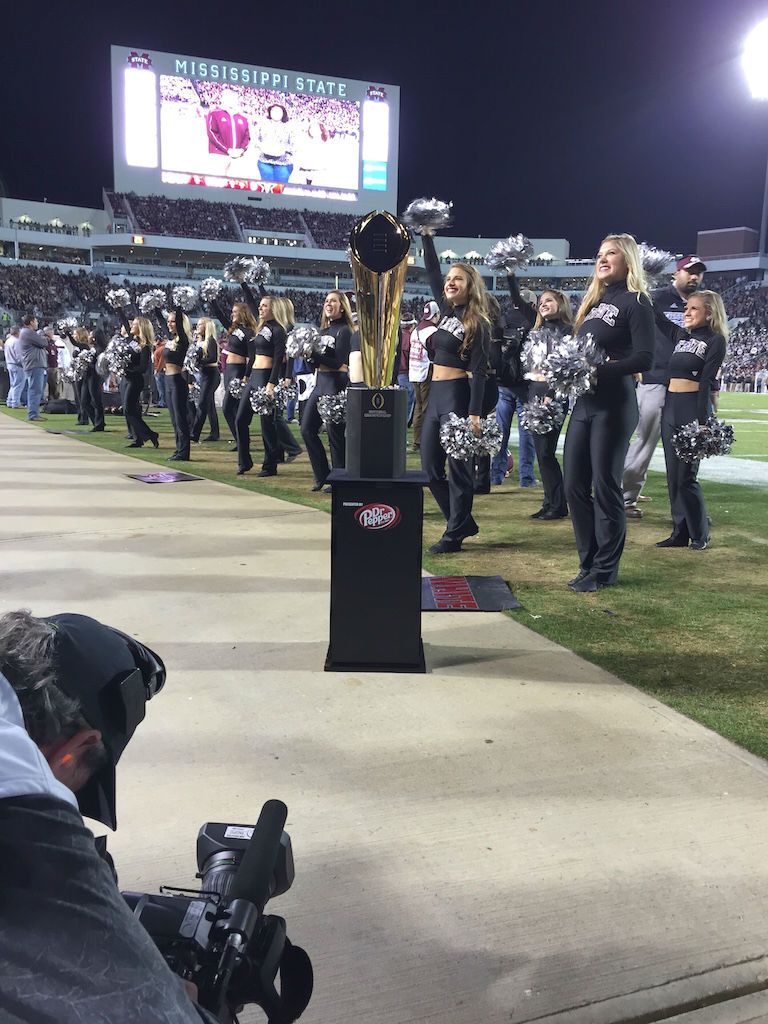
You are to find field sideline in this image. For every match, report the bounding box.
[2,392,766,759]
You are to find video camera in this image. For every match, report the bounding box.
[123,800,313,1024]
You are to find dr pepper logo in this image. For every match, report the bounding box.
[354,503,401,530]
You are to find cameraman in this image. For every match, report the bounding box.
[0,610,216,1024]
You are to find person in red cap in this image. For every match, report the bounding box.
[622,255,707,518]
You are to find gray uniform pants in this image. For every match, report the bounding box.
[622,383,666,506]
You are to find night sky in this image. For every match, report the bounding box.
[4,0,768,256]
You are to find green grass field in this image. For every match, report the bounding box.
[3,392,767,759]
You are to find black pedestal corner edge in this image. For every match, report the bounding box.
[324,639,426,674]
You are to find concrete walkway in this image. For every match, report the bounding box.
[2,414,768,1024]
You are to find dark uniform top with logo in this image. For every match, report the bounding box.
[644,285,687,386]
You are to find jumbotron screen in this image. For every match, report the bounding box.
[111,46,399,211]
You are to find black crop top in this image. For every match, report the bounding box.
[164,307,190,368]
[422,234,489,416]
[653,309,726,422]
[199,336,219,366]
[577,282,654,382]
[125,343,150,378]
[227,326,254,360]
[252,319,287,386]
[312,319,352,372]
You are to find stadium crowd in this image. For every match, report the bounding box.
[7,219,91,236]
[129,195,239,241]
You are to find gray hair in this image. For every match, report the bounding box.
[0,610,89,748]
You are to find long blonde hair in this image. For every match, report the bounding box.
[534,290,574,330]
[698,290,730,342]
[320,290,354,330]
[196,316,219,346]
[575,234,649,331]
[133,316,155,348]
[445,263,491,355]
[267,296,291,331]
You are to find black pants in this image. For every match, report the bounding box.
[222,362,246,441]
[166,373,191,459]
[421,377,477,543]
[276,412,302,457]
[235,368,279,473]
[563,377,638,580]
[192,366,220,441]
[300,371,347,485]
[79,371,104,430]
[661,391,709,545]
[78,375,95,425]
[124,372,155,444]
[529,381,566,514]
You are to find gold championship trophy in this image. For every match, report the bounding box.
[345,210,412,478]
[325,210,426,673]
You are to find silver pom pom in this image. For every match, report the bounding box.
[183,344,202,374]
[672,417,735,463]
[544,333,605,399]
[189,380,201,405]
[223,255,271,285]
[199,277,224,303]
[474,416,503,457]
[520,396,566,435]
[172,285,198,312]
[638,243,675,283]
[106,287,131,310]
[104,337,139,380]
[274,381,298,410]
[318,390,347,426]
[286,325,319,361]
[521,327,558,375]
[228,376,246,401]
[95,351,109,377]
[57,315,79,334]
[137,288,167,315]
[439,413,477,461]
[249,386,277,415]
[485,234,534,272]
[401,197,453,236]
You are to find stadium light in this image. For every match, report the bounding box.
[743,18,768,256]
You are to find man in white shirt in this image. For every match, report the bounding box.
[408,300,439,451]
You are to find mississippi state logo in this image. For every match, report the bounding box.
[354,503,401,530]
[127,51,152,69]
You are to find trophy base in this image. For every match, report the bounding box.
[345,386,407,479]
[325,640,425,674]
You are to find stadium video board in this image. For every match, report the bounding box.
[111,46,399,212]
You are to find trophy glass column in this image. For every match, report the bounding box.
[325,211,427,673]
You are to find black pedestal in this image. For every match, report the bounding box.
[325,470,428,673]
[345,387,407,479]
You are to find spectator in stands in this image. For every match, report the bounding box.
[18,314,49,421]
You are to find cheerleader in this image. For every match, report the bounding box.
[522,290,574,519]
[124,317,159,449]
[190,318,220,443]
[473,295,502,493]
[234,294,287,476]
[421,233,490,553]
[221,302,257,442]
[115,309,136,440]
[164,306,192,461]
[300,290,353,491]
[270,297,303,462]
[564,235,654,592]
[653,291,727,549]
[71,327,93,426]
[83,328,106,433]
